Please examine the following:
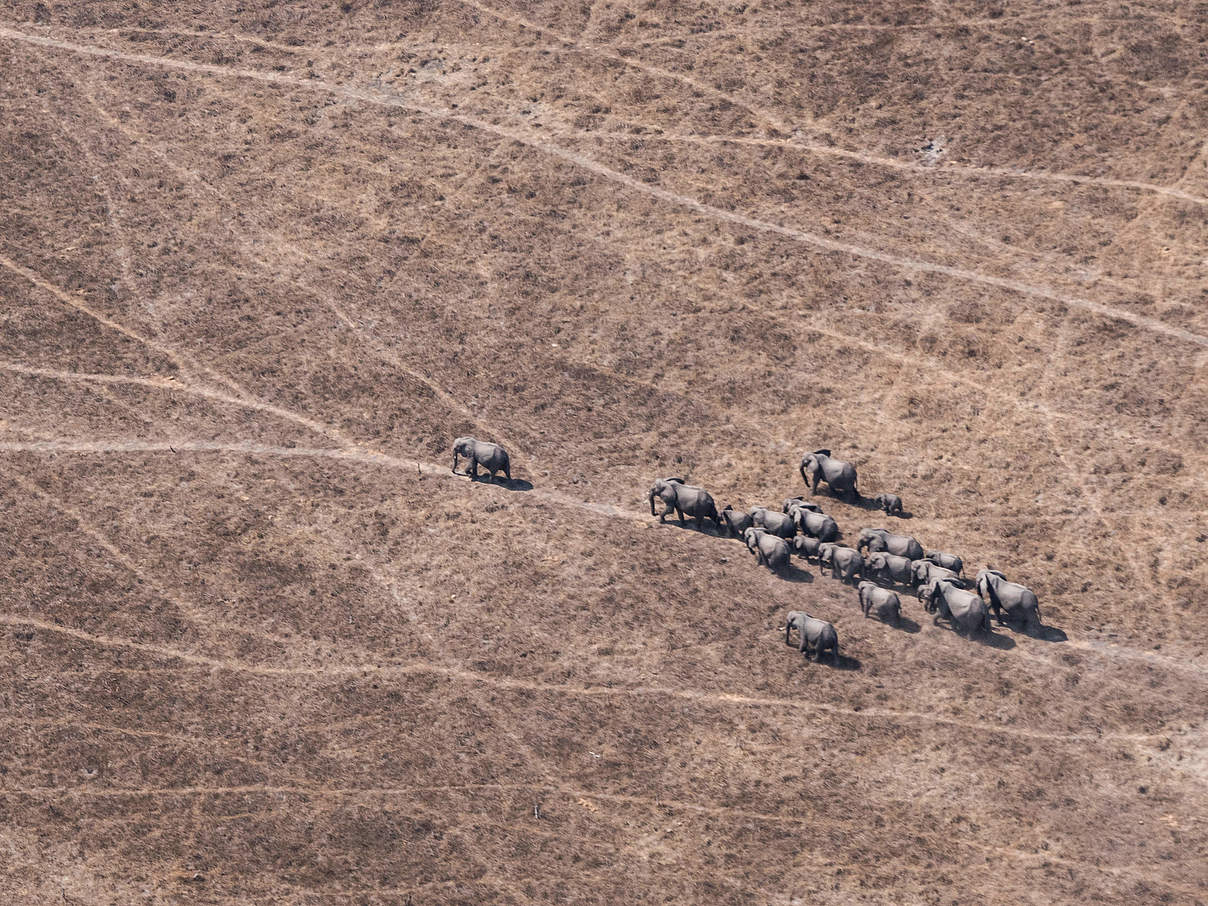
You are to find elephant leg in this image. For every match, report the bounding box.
[504,464,511,483]
[695,513,705,530]
[469,460,479,480]
[676,507,686,525]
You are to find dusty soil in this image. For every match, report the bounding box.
[1,1,1206,902]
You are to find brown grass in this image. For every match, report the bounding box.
[1,1,1206,902]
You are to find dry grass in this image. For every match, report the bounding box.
[0,1,1206,902]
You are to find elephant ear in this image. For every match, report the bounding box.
[813,448,831,457]
[664,476,686,484]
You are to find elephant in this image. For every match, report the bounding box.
[792,508,840,542]
[452,436,511,483]
[926,551,964,576]
[819,543,862,584]
[872,493,903,516]
[863,551,914,586]
[857,528,924,561]
[720,505,754,539]
[858,581,901,625]
[792,535,822,562]
[923,578,990,637]
[782,496,823,515]
[784,611,840,665]
[744,528,791,573]
[976,569,1042,631]
[800,449,860,501]
[750,506,796,539]
[649,478,722,531]
[910,559,960,592]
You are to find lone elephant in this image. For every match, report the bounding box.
[800,449,860,501]
[857,528,924,561]
[858,581,901,625]
[872,493,904,516]
[452,436,511,483]
[976,569,1041,631]
[784,611,840,665]
[744,527,791,573]
[649,478,722,531]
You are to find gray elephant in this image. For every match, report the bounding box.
[744,527,791,572]
[782,496,823,515]
[750,506,796,539]
[910,559,960,592]
[857,528,924,561]
[452,436,511,482]
[863,551,913,586]
[792,535,822,562]
[858,581,901,625]
[784,611,840,665]
[792,508,840,543]
[649,478,722,531]
[800,449,859,501]
[926,550,964,576]
[720,505,754,538]
[872,493,903,516]
[923,578,990,637]
[819,543,862,584]
[976,569,1041,631]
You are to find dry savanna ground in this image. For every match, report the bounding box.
[1,0,1207,903]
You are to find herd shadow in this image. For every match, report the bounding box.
[776,563,814,584]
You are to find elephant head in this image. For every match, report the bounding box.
[856,528,885,552]
[452,436,475,470]
[742,526,761,553]
[648,477,685,514]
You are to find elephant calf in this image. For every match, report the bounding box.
[720,505,754,538]
[819,543,862,584]
[858,581,901,625]
[784,611,839,665]
[863,551,913,587]
[750,506,796,539]
[744,528,791,573]
[873,493,903,517]
[452,436,511,482]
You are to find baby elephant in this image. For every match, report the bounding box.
[784,611,839,665]
[452,436,511,483]
[857,581,901,625]
[872,493,903,517]
[744,527,791,573]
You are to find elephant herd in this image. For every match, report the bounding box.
[647,449,1044,665]
[451,437,1044,666]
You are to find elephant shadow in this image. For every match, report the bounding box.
[833,652,862,671]
[464,472,533,492]
[1028,624,1068,643]
[776,564,814,584]
[885,615,921,634]
[975,629,1016,651]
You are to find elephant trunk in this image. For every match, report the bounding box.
[452,452,459,474]
[648,490,657,516]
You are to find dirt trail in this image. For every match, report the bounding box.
[1,26,1205,350]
